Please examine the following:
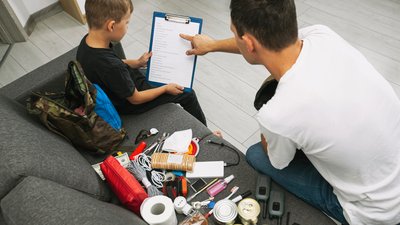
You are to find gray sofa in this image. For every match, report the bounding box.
[0,47,336,225]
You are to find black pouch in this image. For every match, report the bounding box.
[254,79,278,110]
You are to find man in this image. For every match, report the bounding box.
[181,0,400,224]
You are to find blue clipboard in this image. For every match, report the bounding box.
[146,11,203,92]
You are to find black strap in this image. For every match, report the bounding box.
[39,111,71,142]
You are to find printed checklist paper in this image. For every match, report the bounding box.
[147,12,202,91]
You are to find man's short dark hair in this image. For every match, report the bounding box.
[230,0,298,51]
[85,0,133,29]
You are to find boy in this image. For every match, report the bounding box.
[77,0,207,125]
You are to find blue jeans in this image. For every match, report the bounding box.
[246,142,348,224]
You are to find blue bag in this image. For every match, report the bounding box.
[93,84,122,130]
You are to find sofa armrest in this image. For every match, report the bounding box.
[0,49,75,104]
[1,176,146,225]
[0,43,125,105]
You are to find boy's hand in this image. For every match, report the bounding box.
[138,51,152,67]
[180,34,215,56]
[165,83,184,95]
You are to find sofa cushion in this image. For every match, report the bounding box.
[1,176,146,225]
[0,95,110,201]
[120,103,212,146]
[119,102,260,196]
[0,210,5,225]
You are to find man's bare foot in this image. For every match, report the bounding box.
[213,130,223,138]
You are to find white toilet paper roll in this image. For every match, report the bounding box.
[140,196,178,225]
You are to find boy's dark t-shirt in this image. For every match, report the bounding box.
[76,35,146,111]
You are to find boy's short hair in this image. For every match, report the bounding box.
[85,0,134,29]
[230,0,298,52]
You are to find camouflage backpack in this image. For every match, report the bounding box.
[27,61,126,154]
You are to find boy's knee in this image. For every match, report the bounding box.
[180,91,198,104]
[186,90,197,100]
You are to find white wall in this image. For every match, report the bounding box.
[7,0,58,26]
[77,0,85,15]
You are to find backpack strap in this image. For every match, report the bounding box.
[39,110,71,142]
[66,61,96,114]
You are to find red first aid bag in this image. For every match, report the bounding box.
[100,156,148,215]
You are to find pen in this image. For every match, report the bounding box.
[232,190,252,203]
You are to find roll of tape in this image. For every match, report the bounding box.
[141,196,177,225]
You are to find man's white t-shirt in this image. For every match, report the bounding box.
[257,25,400,224]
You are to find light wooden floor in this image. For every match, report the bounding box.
[0,0,399,154]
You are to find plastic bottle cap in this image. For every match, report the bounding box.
[224,174,235,184]
[174,196,186,213]
[173,196,193,215]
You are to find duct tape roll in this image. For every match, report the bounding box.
[141,196,178,225]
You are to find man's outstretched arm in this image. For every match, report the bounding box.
[180,34,240,55]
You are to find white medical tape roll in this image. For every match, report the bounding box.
[140,196,177,225]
